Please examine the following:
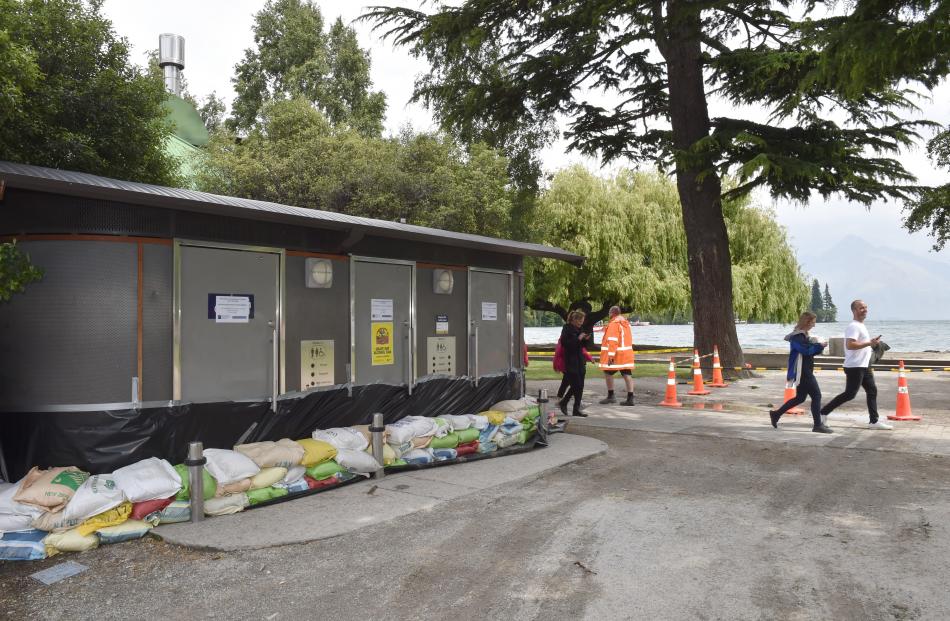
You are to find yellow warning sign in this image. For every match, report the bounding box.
[371,322,394,366]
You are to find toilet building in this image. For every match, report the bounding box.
[0,161,582,480]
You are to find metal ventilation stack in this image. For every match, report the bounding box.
[158,33,185,96]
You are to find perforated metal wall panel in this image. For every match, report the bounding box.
[142,243,173,401]
[0,241,137,405]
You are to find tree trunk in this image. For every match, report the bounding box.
[664,3,745,377]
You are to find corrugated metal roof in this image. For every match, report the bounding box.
[0,160,584,265]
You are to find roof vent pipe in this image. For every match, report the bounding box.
[158,33,185,96]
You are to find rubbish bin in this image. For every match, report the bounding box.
[828,337,845,357]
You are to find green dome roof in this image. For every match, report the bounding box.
[162,93,209,148]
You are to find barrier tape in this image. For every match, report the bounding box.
[731,366,950,372]
[526,347,690,356]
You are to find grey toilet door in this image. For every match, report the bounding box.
[352,258,414,386]
[177,243,281,402]
[469,269,512,377]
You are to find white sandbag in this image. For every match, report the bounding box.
[505,409,529,422]
[203,449,260,485]
[334,448,381,474]
[64,475,125,522]
[491,398,531,412]
[468,414,489,430]
[112,457,182,503]
[385,419,417,445]
[404,416,439,437]
[440,414,472,431]
[204,493,248,516]
[0,513,36,534]
[311,427,369,451]
[97,520,153,545]
[432,417,453,437]
[281,465,307,485]
[0,480,44,526]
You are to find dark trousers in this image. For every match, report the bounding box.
[775,371,822,427]
[557,374,570,398]
[560,370,585,412]
[821,366,879,423]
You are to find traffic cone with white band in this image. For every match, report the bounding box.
[781,381,804,415]
[888,360,920,421]
[658,357,683,407]
[708,345,728,387]
[687,349,710,396]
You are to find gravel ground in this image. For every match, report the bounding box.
[3,426,949,620]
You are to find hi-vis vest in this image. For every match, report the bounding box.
[598,315,636,370]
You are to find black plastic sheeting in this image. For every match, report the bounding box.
[0,372,521,481]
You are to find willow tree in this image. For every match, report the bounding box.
[527,167,807,334]
[365,1,946,370]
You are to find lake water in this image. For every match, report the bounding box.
[525,321,950,352]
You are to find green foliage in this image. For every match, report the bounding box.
[810,279,824,315]
[230,0,386,136]
[197,93,227,133]
[525,167,807,323]
[0,0,178,185]
[822,284,838,323]
[0,241,43,302]
[905,127,950,249]
[197,99,513,238]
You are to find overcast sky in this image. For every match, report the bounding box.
[102,1,950,267]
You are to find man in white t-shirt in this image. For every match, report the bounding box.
[820,299,893,429]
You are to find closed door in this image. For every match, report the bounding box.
[469,269,512,376]
[178,244,280,402]
[352,259,414,385]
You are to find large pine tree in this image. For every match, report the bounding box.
[366,1,949,373]
[810,279,824,318]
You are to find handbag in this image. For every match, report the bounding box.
[871,340,890,364]
[552,338,566,373]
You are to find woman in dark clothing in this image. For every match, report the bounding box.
[558,310,591,417]
[769,311,832,433]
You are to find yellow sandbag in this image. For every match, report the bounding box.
[249,467,287,490]
[44,528,99,555]
[75,502,132,536]
[481,410,507,425]
[295,438,337,466]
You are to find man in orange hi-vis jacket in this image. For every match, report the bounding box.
[598,306,635,406]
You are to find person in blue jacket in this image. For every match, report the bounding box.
[769,311,832,433]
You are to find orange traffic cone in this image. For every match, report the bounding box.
[888,360,921,421]
[708,345,729,387]
[658,357,683,407]
[687,349,710,396]
[781,381,804,415]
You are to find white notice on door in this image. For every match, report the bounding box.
[481,301,498,321]
[371,298,394,321]
[214,295,252,323]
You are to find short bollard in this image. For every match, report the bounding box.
[370,412,386,480]
[537,388,549,434]
[185,442,206,523]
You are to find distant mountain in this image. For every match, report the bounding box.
[796,235,950,320]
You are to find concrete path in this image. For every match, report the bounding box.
[154,433,607,551]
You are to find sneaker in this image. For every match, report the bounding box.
[769,410,781,428]
[812,425,833,434]
[868,421,894,430]
[572,410,589,418]
[599,396,617,405]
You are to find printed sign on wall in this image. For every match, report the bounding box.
[436,314,449,335]
[371,298,394,321]
[371,322,394,366]
[481,301,498,321]
[426,336,456,375]
[301,339,334,389]
[208,294,254,323]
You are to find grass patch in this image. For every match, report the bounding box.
[524,361,692,381]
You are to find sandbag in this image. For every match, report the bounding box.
[311,428,369,451]
[432,418,453,437]
[432,448,458,461]
[305,460,344,481]
[349,425,376,445]
[491,399,531,412]
[505,409,529,422]
[154,501,190,524]
[0,529,47,561]
[496,433,520,448]
[235,439,305,469]
[246,486,289,506]
[130,497,174,521]
[402,449,434,465]
[481,410,507,426]
[275,478,310,494]
[204,494,248,516]
[455,428,480,445]
[387,441,412,458]
[440,414,472,430]
[385,419,418,445]
[75,502,132,536]
[410,435,433,449]
[429,433,460,450]
[173,464,217,501]
[215,478,252,497]
[203,449,260,485]
[477,441,497,454]
[498,417,523,435]
[113,458,181,503]
[468,414,489,430]
[281,465,307,485]
[64,475,125,522]
[368,443,397,465]
[0,480,43,532]
[30,511,85,533]
[456,441,479,456]
[403,416,439,437]
[294,438,337,467]
[44,528,99,555]
[1,513,35,533]
[13,467,89,513]
[250,467,287,490]
[479,424,499,444]
[97,520,152,545]
[335,448,381,474]
[304,475,339,490]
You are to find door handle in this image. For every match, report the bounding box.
[403,319,412,395]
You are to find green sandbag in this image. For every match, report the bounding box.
[173,464,217,501]
[455,428,480,444]
[521,419,537,434]
[429,432,460,449]
[517,429,529,444]
[246,486,288,506]
[306,460,344,480]
[522,405,540,423]
[390,459,408,467]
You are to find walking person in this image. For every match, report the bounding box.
[558,310,592,417]
[769,311,832,433]
[820,299,893,429]
[598,306,635,406]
